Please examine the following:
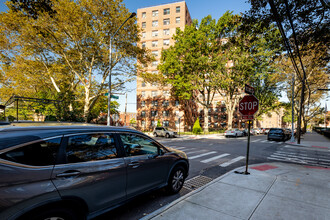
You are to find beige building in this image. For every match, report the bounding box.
[136,1,192,131]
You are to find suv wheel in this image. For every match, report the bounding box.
[165,133,170,138]
[29,207,78,220]
[153,132,158,137]
[166,166,186,194]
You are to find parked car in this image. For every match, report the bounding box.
[252,128,261,135]
[264,128,270,135]
[225,129,244,137]
[267,128,291,141]
[153,127,178,138]
[241,129,248,136]
[0,125,189,220]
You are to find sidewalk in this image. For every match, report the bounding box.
[287,131,330,149]
[142,162,330,220]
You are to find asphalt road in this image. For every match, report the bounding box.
[95,134,330,220]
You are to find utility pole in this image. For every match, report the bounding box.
[290,72,295,142]
[125,92,127,126]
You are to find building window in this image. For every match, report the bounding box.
[176,17,180,24]
[221,107,226,113]
[142,12,146,18]
[163,29,170,35]
[152,100,158,106]
[151,91,158,97]
[152,20,158,27]
[141,91,146,97]
[208,108,212,113]
[151,111,158,117]
[163,39,170,46]
[142,32,146,38]
[221,115,227,120]
[163,18,170,25]
[214,122,218,127]
[152,50,158,57]
[151,121,157,127]
[163,120,169,127]
[141,101,145,107]
[214,115,218,119]
[151,82,158,87]
[163,8,170,15]
[152,61,158,67]
[163,110,169,117]
[152,40,158,47]
[163,90,170,97]
[141,82,146,87]
[175,100,179,106]
[141,42,146,48]
[141,111,146,117]
[142,22,146,28]
[152,30,158,37]
[152,10,158,17]
[176,6,180,13]
[163,100,169,107]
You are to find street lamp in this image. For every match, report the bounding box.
[107,12,136,126]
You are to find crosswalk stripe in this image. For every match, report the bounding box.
[277,142,284,144]
[268,141,275,143]
[189,151,217,159]
[251,139,261,142]
[266,157,321,167]
[200,153,230,163]
[260,140,268,143]
[186,150,207,155]
[220,156,245,167]
[273,152,330,162]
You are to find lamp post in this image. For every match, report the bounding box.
[107,12,136,126]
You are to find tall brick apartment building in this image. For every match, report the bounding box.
[136,1,193,131]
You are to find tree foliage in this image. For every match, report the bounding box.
[1,0,149,121]
[192,118,202,134]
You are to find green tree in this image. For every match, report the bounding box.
[0,0,150,121]
[214,12,282,129]
[157,120,161,127]
[157,16,221,133]
[192,118,202,135]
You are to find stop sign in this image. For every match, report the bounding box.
[239,95,259,119]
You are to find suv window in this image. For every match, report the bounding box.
[269,129,283,134]
[0,137,61,166]
[120,134,158,157]
[66,133,117,163]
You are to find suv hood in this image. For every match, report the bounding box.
[166,147,188,159]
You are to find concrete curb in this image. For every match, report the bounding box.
[140,165,249,220]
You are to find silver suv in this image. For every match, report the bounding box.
[0,126,188,220]
[153,127,177,138]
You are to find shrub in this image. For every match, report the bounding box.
[192,118,203,134]
[157,120,162,127]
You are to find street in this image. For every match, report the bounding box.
[96,134,330,220]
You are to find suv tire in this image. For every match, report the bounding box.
[153,132,158,137]
[165,133,170,138]
[166,166,186,194]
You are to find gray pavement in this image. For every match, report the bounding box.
[142,132,330,220]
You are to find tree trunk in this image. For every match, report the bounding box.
[203,107,209,133]
[84,87,91,122]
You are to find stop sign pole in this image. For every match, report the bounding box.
[236,94,259,175]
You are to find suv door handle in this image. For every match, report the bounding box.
[128,161,140,168]
[56,170,81,178]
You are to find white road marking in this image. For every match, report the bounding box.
[260,140,268,143]
[251,139,261,143]
[220,156,245,167]
[268,141,275,144]
[189,151,217,159]
[200,153,230,163]
[186,150,207,155]
[272,152,330,162]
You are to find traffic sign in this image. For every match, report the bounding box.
[239,95,259,119]
[245,84,255,95]
[104,93,119,99]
